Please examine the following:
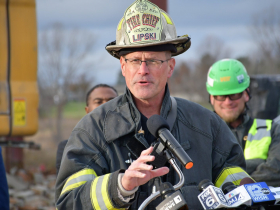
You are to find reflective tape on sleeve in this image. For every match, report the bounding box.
[215,167,250,188]
[91,174,125,210]
[60,168,97,196]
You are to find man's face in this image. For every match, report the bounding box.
[210,91,250,124]
[85,87,117,113]
[120,51,175,101]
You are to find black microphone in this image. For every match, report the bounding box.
[147,115,193,169]
[222,181,251,209]
[222,182,238,194]
[156,182,188,210]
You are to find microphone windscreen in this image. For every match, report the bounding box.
[198,179,213,192]
[222,182,237,194]
[147,115,170,137]
[240,177,256,186]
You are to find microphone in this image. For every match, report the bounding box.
[243,180,276,207]
[147,115,193,169]
[240,177,255,186]
[197,179,229,209]
[156,182,188,210]
[223,177,277,209]
[222,182,252,207]
[222,182,238,194]
[269,187,280,205]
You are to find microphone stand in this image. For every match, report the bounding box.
[138,150,185,210]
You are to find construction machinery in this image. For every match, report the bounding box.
[0,0,40,171]
[248,75,280,120]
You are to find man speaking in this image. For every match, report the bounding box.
[55,1,252,209]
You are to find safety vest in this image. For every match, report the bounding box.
[244,119,272,160]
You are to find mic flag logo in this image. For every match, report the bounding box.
[244,182,275,203]
[227,193,244,205]
[198,186,228,209]
[173,195,182,204]
[224,185,252,207]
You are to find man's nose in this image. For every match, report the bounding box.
[138,61,149,75]
[224,96,233,104]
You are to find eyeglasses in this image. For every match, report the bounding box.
[124,58,170,70]
[213,92,243,101]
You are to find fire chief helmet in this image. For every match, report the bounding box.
[206,59,250,96]
[106,0,191,59]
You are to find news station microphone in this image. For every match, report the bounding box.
[224,177,277,209]
[222,181,252,208]
[156,182,188,210]
[269,186,280,205]
[197,179,229,209]
[242,178,276,208]
[147,115,193,170]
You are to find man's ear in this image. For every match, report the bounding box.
[210,95,214,105]
[85,106,89,114]
[167,58,175,78]
[120,56,126,77]
[244,89,250,102]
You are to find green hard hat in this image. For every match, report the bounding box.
[206,59,250,95]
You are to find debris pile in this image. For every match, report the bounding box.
[7,167,56,210]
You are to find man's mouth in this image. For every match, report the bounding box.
[138,80,149,84]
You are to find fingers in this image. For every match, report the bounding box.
[140,146,154,156]
[151,167,169,178]
[121,147,170,191]
[124,168,147,179]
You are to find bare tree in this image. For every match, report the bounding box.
[194,35,232,102]
[168,62,192,93]
[38,23,95,142]
[196,35,232,61]
[249,7,280,74]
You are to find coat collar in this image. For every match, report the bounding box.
[104,84,172,142]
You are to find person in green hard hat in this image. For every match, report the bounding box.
[206,58,280,187]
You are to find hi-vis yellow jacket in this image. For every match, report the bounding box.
[244,116,280,187]
[240,115,280,187]
[244,119,272,160]
[55,87,251,210]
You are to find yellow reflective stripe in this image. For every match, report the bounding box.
[215,167,248,188]
[102,174,114,209]
[117,18,124,31]
[91,174,123,210]
[249,119,258,136]
[91,177,100,210]
[161,12,173,25]
[266,119,272,130]
[64,168,97,187]
[60,168,97,196]
[61,181,86,195]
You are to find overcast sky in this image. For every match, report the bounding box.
[36,0,280,85]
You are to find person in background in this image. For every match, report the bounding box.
[55,84,118,174]
[0,146,9,210]
[84,84,118,113]
[206,58,280,187]
[55,1,251,209]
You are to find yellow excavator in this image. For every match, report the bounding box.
[0,0,39,171]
